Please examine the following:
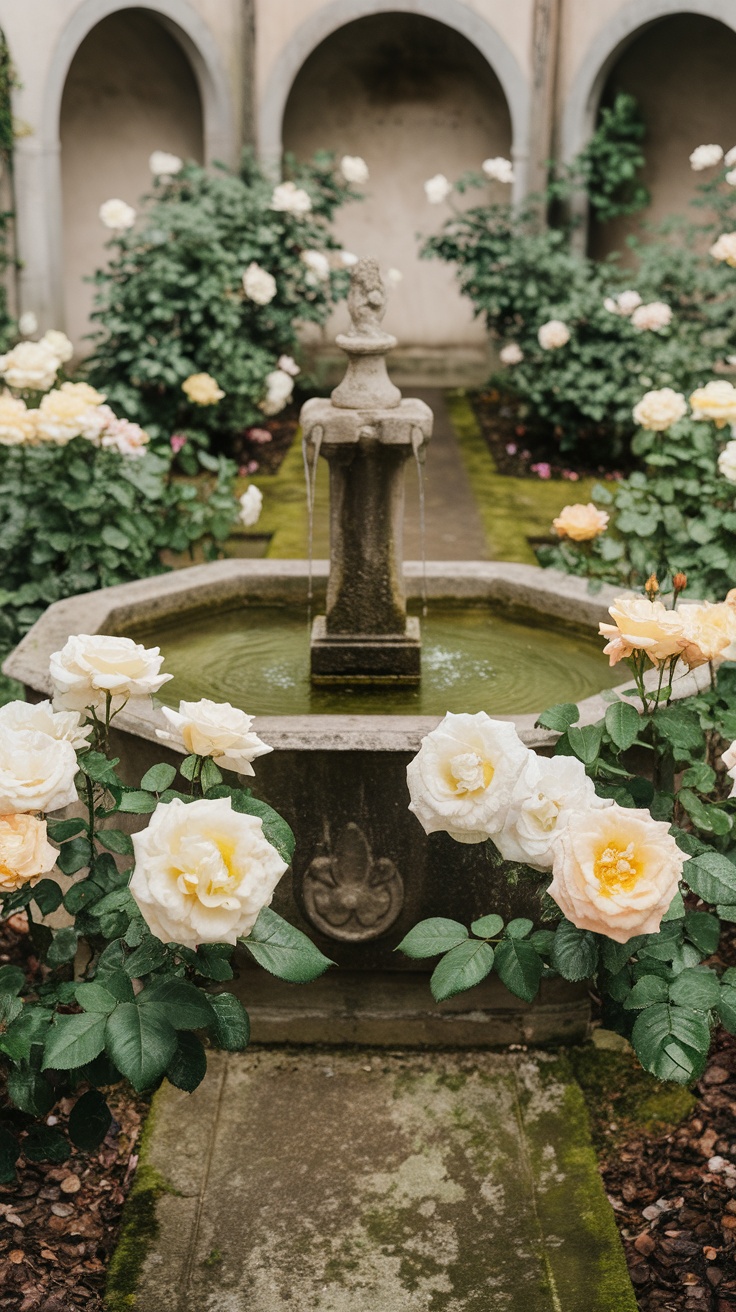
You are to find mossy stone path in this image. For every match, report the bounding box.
[108,1049,636,1312]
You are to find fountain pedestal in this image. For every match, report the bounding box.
[302,258,432,683]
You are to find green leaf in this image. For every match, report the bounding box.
[396,918,469,959]
[655,707,705,761]
[207,993,250,1051]
[0,965,25,996]
[46,928,79,968]
[43,1012,107,1071]
[79,751,121,785]
[669,968,721,1011]
[98,829,134,856]
[195,944,233,981]
[471,914,504,938]
[535,703,579,733]
[718,984,736,1033]
[429,939,495,1002]
[179,754,199,781]
[6,1068,55,1117]
[605,701,641,751]
[683,852,736,904]
[74,982,118,1015]
[139,976,215,1029]
[32,880,64,915]
[0,1007,53,1062]
[244,907,334,982]
[124,937,169,978]
[68,1090,112,1151]
[57,837,93,876]
[22,1126,70,1165]
[140,763,177,792]
[101,524,130,549]
[105,1001,177,1091]
[663,891,685,922]
[681,762,717,794]
[166,1032,207,1092]
[684,910,720,955]
[567,724,603,766]
[551,921,599,981]
[631,1004,711,1082]
[505,918,534,940]
[117,789,158,814]
[494,938,543,1003]
[46,818,87,842]
[200,758,223,791]
[623,974,669,1010]
[0,1128,19,1184]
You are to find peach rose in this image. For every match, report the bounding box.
[552,502,609,542]
[0,814,58,891]
[547,804,684,943]
[182,373,224,406]
[632,388,687,432]
[677,601,736,667]
[599,597,686,667]
[710,233,736,267]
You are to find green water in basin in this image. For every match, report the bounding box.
[128,603,621,717]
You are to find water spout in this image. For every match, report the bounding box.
[411,425,428,619]
[302,423,323,608]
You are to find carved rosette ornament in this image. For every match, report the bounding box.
[302,823,404,942]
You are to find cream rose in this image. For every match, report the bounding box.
[424,174,452,204]
[18,312,37,337]
[690,143,723,171]
[500,343,523,366]
[0,341,59,392]
[599,597,686,667]
[34,389,107,444]
[718,440,736,483]
[270,181,312,216]
[538,319,570,350]
[129,796,288,946]
[407,711,530,844]
[50,633,172,714]
[260,368,294,416]
[99,198,136,230]
[710,233,736,267]
[182,373,224,406]
[552,502,609,542]
[727,170,736,188]
[722,741,736,798]
[238,485,263,528]
[340,155,369,185]
[604,290,642,316]
[340,251,359,267]
[0,814,58,891]
[633,388,687,432]
[277,355,299,377]
[677,601,736,667]
[481,157,514,184]
[0,730,78,815]
[60,380,106,407]
[149,151,183,178]
[690,380,736,427]
[0,699,91,751]
[631,302,672,331]
[99,415,149,458]
[495,755,611,872]
[0,394,36,445]
[302,250,330,282]
[242,262,277,305]
[41,330,73,364]
[547,804,684,943]
[156,698,272,774]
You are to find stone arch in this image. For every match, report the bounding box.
[562,0,736,164]
[258,0,531,201]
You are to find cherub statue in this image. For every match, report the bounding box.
[346,257,387,338]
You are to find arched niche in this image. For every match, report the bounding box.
[59,9,204,346]
[282,12,514,363]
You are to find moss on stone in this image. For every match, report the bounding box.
[104,1094,177,1312]
[569,1044,696,1154]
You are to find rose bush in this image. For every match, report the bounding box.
[400,583,736,1084]
[0,638,331,1178]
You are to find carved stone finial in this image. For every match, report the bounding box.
[346,256,387,339]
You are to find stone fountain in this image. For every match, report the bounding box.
[4,260,646,1046]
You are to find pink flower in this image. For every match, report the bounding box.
[562,470,579,481]
[531,462,552,480]
[505,442,517,455]
[247,427,273,445]
[239,460,259,476]
[170,434,187,454]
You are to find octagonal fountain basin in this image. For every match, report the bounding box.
[7,558,650,1047]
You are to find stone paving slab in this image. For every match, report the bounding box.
[110,1049,637,1312]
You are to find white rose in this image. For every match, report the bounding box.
[270,181,312,216]
[690,379,736,427]
[50,633,172,714]
[0,699,91,751]
[500,343,523,366]
[18,312,38,337]
[277,355,300,377]
[726,170,736,188]
[129,796,288,946]
[495,755,611,872]
[547,804,684,943]
[617,290,642,315]
[633,388,687,431]
[689,143,723,171]
[385,268,403,286]
[238,484,263,528]
[719,440,736,483]
[149,151,183,179]
[60,381,106,407]
[242,262,277,306]
[0,814,58,891]
[0,340,59,392]
[302,250,330,282]
[677,601,736,668]
[631,302,672,331]
[406,711,530,844]
[424,174,452,204]
[340,251,359,267]
[481,156,514,184]
[41,330,73,364]
[33,389,105,445]
[538,319,570,350]
[726,147,736,168]
[99,198,136,231]
[156,698,272,774]
[0,394,36,445]
[0,729,78,815]
[722,741,736,797]
[260,368,294,416]
[340,155,369,185]
[710,232,736,267]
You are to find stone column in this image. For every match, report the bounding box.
[527,0,562,198]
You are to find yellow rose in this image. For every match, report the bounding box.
[632,388,687,432]
[689,380,736,428]
[599,597,685,667]
[60,381,106,406]
[0,393,36,446]
[34,389,107,445]
[547,804,684,943]
[0,814,58,891]
[552,503,609,542]
[710,232,736,267]
[678,601,736,667]
[182,373,224,406]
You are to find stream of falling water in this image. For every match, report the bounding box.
[411,426,428,618]
[302,425,323,620]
